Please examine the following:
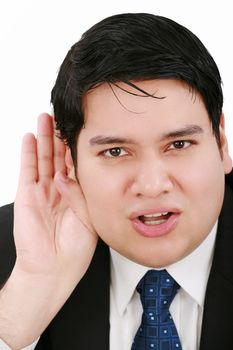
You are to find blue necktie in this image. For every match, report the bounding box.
[131,269,182,350]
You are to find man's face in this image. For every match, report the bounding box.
[76,79,232,267]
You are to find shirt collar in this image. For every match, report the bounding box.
[110,222,217,316]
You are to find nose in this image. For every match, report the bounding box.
[130,159,174,198]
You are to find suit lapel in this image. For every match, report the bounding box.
[200,183,233,349]
[36,239,110,350]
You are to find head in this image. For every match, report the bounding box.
[52,13,224,166]
[51,13,232,267]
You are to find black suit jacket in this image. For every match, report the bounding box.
[1,172,233,349]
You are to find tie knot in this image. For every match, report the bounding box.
[136,269,180,313]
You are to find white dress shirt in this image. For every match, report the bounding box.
[0,339,38,350]
[0,223,217,350]
[110,222,217,350]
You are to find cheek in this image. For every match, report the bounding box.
[78,163,125,217]
[78,156,131,197]
[77,161,133,242]
[80,181,122,241]
[170,144,224,192]
[178,154,225,232]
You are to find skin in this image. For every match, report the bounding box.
[0,115,97,348]
[77,79,232,267]
[0,78,232,348]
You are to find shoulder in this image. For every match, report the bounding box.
[0,203,16,286]
[225,170,233,191]
[0,202,14,229]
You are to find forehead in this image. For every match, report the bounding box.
[82,79,209,133]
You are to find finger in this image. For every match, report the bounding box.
[19,133,38,186]
[53,119,66,174]
[37,113,54,179]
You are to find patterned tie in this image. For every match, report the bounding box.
[131,269,182,350]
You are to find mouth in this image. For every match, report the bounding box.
[138,212,172,225]
[130,210,180,238]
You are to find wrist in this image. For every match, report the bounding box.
[0,268,74,349]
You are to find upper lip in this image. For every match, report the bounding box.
[129,208,181,220]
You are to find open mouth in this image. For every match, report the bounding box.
[138,212,172,225]
[131,210,180,237]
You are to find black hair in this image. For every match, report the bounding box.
[51,13,223,167]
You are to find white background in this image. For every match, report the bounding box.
[0,0,232,206]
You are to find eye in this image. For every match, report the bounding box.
[102,147,128,158]
[168,140,192,150]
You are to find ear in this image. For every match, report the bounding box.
[219,113,232,174]
[65,147,76,180]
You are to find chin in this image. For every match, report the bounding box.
[129,248,186,268]
[128,253,169,268]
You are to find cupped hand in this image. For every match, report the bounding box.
[14,113,97,282]
[0,113,98,349]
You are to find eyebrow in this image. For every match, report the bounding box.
[89,125,204,146]
[160,125,204,140]
[89,136,135,146]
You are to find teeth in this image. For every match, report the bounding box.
[144,219,167,225]
[142,212,168,218]
[139,212,170,225]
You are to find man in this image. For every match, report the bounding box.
[0,12,232,350]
